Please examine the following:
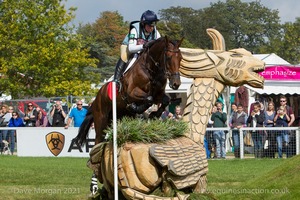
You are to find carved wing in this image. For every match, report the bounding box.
[149,143,206,176]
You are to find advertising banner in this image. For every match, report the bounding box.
[259,65,300,80]
[16,127,96,157]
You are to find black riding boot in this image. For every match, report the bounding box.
[113,58,127,91]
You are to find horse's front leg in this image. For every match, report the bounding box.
[126,96,153,114]
[126,88,154,114]
[149,94,170,119]
[94,115,109,144]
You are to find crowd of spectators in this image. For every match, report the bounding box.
[205,95,296,159]
[0,100,88,155]
[160,105,183,121]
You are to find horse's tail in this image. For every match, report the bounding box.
[74,106,93,146]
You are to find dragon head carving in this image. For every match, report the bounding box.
[179,47,265,88]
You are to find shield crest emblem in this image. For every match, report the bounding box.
[45,132,65,156]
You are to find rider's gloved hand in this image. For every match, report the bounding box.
[143,41,150,49]
[143,40,156,49]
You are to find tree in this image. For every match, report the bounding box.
[0,0,98,98]
[156,21,195,48]
[159,0,282,53]
[77,11,128,81]
[158,7,202,48]
[278,19,300,64]
[261,18,300,64]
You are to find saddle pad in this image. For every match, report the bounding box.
[107,82,119,100]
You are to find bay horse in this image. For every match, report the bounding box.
[74,36,183,146]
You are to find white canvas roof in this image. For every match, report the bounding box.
[245,81,300,95]
[253,53,290,66]
[165,76,193,94]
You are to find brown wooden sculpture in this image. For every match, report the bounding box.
[88,29,265,200]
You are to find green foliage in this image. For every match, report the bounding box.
[0,0,98,98]
[261,18,300,64]
[159,0,282,53]
[104,117,188,146]
[77,11,128,81]
[206,0,281,52]
[157,20,196,48]
[159,6,203,48]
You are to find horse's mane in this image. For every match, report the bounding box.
[146,36,180,50]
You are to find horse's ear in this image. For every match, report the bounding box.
[177,37,184,47]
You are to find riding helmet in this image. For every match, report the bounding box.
[140,10,159,25]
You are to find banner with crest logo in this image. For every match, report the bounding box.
[15,127,95,157]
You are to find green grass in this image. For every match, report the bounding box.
[206,156,300,200]
[1,155,299,200]
[0,156,91,200]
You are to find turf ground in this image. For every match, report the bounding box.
[0,155,299,200]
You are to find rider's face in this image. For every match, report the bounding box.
[144,24,154,33]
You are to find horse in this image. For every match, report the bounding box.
[74,36,183,146]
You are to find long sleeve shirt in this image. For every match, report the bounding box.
[211,111,227,127]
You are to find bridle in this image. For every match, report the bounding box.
[147,42,181,80]
[164,48,181,80]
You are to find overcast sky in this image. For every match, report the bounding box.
[64,0,299,26]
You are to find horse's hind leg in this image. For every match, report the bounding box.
[93,107,110,144]
[89,101,111,195]
[89,116,110,196]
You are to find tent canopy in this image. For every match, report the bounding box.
[246,81,300,95]
[253,53,290,66]
[165,76,192,93]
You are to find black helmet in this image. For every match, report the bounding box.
[140,10,159,25]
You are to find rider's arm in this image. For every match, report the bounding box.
[128,28,161,53]
[128,28,143,54]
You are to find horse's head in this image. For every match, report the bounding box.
[164,37,183,90]
[144,36,183,90]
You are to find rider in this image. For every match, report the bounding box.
[113,10,161,89]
